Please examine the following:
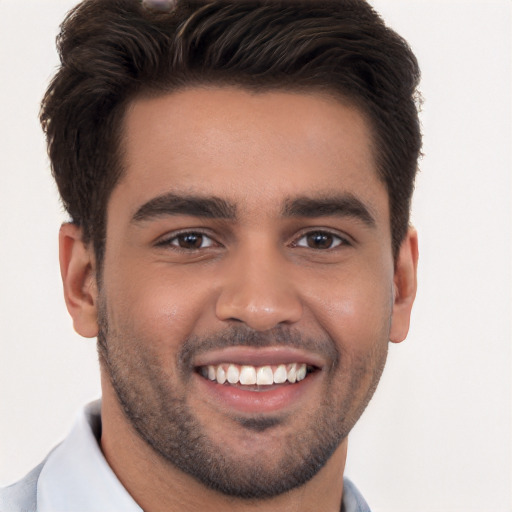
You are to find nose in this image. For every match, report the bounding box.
[215,244,303,332]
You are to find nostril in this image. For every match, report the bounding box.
[216,295,303,332]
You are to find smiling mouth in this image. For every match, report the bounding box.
[196,363,317,388]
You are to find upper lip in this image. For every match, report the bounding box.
[192,346,326,369]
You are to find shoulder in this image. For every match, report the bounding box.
[0,461,46,512]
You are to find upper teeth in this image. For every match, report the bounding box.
[200,363,308,386]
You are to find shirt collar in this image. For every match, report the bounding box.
[35,399,370,511]
[37,400,142,512]
[342,477,372,512]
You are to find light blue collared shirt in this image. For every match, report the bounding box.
[0,400,371,511]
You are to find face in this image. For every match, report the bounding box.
[93,87,409,498]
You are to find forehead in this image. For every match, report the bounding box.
[115,86,386,220]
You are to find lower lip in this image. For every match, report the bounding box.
[194,371,320,414]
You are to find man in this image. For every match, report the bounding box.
[0,0,420,510]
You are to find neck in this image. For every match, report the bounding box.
[100,378,347,512]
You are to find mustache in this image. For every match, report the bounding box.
[177,324,339,370]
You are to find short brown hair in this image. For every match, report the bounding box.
[41,0,421,264]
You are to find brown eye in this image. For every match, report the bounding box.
[296,231,344,250]
[170,233,214,249]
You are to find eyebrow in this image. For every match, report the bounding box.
[132,193,237,222]
[282,194,376,227]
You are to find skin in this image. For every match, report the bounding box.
[59,87,418,512]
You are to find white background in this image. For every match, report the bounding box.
[0,1,510,511]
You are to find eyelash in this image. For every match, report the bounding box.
[292,230,350,250]
[155,229,351,251]
[155,230,217,251]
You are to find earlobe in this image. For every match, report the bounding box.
[59,223,99,338]
[389,227,419,343]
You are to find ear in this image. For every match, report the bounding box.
[389,227,419,343]
[59,223,99,338]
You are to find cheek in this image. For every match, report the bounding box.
[103,267,212,349]
[304,264,394,351]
